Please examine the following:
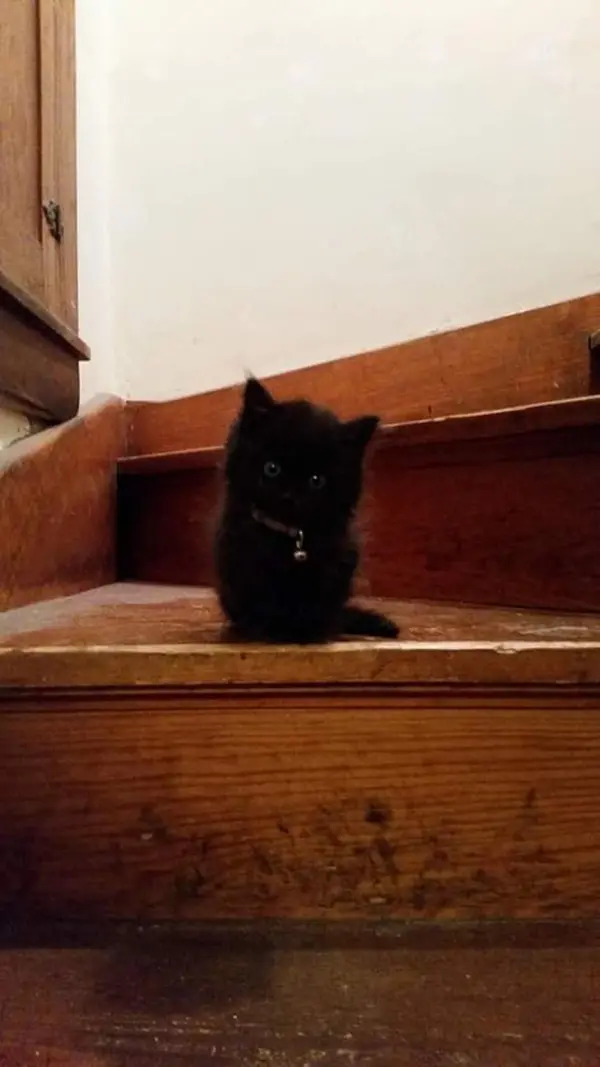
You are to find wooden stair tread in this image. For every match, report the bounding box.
[1,581,599,689]
[120,443,222,474]
[1,921,600,1065]
[118,394,600,472]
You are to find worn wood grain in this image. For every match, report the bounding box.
[119,400,600,613]
[126,291,600,454]
[1,587,599,922]
[0,924,600,1067]
[1,683,600,920]
[0,397,125,610]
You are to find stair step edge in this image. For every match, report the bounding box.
[2,639,600,689]
[118,394,600,474]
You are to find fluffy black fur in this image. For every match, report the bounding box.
[215,377,399,643]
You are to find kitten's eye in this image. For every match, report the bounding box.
[263,460,281,479]
[309,473,326,490]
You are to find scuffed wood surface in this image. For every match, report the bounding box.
[1,686,600,919]
[1,588,600,922]
[0,397,125,610]
[3,582,600,647]
[0,923,599,1065]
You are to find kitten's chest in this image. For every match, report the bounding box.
[256,541,325,586]
[241,526,355,590]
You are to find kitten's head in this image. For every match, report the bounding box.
[225,377,379,530]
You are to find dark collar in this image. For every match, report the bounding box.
[252,508,308,562]
[252,508,298,538]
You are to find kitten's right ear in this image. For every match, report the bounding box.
[242,376,275,419]
[344,414,380,452]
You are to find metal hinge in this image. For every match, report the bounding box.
[42,199,64,243]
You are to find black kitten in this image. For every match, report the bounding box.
[215,377,398,643]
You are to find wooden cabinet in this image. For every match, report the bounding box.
[0,0,85,422]
[0,0,77,327]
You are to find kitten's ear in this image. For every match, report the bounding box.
[242,377,275,419]
[344,415,380,452]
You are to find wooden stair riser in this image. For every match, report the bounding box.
[119,467,219,588]
[118,423,600,612]
[2,686,600,921]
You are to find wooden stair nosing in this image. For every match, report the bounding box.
[1,640,600,690]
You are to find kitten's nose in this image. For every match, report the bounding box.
[280,488,302,513]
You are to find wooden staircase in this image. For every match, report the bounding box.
[2,581,600,926]
[2,294,600,1061]
[119,393,600,611]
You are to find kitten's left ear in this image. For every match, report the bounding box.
[242,376,276,418]
[344,415,380,452]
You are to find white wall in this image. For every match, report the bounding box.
[77,0,117,402]
[78,0,600,402]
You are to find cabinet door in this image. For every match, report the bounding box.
[0,0,77,329]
